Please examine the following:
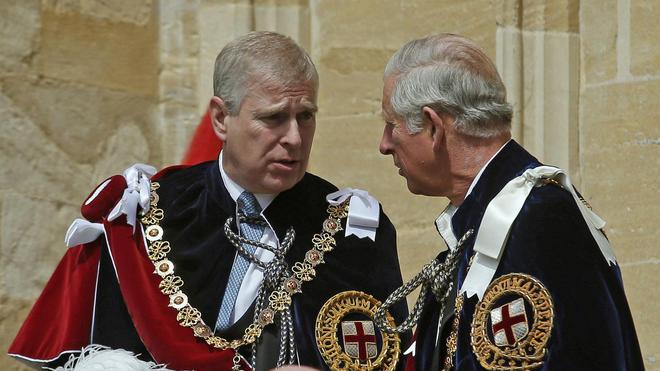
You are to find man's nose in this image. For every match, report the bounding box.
[379,125,392,155]
[282,119,302,147]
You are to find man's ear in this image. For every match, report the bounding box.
[422,106,446,152]
[209,96,229,142]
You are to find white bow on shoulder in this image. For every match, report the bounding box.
[64,164,156,248]
[460,166,616,300]
[326,188,381,241]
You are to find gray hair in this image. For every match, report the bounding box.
[384,34,512,137]
[213,31,318,115]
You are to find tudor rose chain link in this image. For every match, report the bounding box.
[374,229,474,334]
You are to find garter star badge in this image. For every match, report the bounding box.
[315,291,400,370]
[471,273,554,370]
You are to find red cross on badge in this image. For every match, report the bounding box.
[341,320,377,360]
[490,297,529,346]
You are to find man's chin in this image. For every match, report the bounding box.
[406,185,423,195]
[257,173,304,194]
[404,179,428,196]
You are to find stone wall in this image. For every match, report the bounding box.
[0,1,159,370]
[1,1,657,369]
[581,0,660,367]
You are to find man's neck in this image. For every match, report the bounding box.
[218,151,276,210]
[446,133,511,206]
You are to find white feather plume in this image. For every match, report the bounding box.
[52,344,173,371]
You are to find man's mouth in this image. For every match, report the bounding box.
[393,161,404,175]
[272,159,299,170]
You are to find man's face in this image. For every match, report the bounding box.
[217,78,317,194]
[379,76,439,195]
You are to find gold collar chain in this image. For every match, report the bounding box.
[442,293,464,371]
[442,255,475,371]
[139,181,349,350]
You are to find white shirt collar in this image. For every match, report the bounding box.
[218,151,277,211]
[435,203,459,250]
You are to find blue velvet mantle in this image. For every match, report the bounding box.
[413,140,643,370]
[92,161,410,370]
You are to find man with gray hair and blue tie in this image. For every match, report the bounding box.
[374,33,643,370]
[10,31,408,371]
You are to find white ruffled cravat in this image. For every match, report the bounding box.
[326,188,380,241]
[460,165,617,300]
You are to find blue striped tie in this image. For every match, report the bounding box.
[215,191,265,331]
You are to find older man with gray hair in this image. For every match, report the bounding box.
[10,31,408,371]
[375,34,643,370]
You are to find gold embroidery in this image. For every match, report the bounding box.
[470,273,554,370]
[315,291,401,371]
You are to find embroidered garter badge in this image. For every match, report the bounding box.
[341,320,378,361]
[471,273,554,370]
[315,291,400,370]
[491,297,528,347]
